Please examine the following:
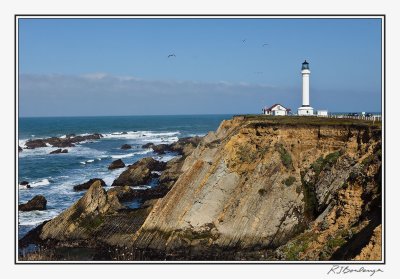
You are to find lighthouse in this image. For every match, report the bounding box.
[297,60,314,116]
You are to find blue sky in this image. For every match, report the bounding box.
[18,18,382,117]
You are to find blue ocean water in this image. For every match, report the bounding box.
[18,115,232,239]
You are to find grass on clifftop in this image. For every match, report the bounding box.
[234,115,381,128]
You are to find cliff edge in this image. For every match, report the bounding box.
[130,116,382,260]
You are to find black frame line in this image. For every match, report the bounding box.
[14,14,386,265]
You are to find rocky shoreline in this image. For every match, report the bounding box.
[19,136,202,259]
[18,117,382,261]
[23,133,103,150]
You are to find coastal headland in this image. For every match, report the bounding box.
[19,116,382,261]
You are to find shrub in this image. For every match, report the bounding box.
[283,176,296,187]
[237,145,257,163]
[276,144,292,169]
[258,188,267,196]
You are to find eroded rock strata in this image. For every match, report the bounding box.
[20,117,382,261]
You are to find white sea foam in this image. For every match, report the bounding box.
[19,178,51,189]
[111,148,152,159]
[102,130,180,142]
[154,154,179,162]
[18,209,61,227]
[131,185,152,190]
[18,139,28,148]
[31,178,51,187]
[111,153,136,159]
[86,159,94,163]
[80,161,86,165]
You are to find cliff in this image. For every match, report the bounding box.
[130,116,382,260]
[22,116,382,261]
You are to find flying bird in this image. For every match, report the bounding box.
[262,43,269,47]
[167,54,176,58]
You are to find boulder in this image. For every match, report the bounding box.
[19,195,47,211]
[107,186,135,202]
[159,157,185,188]
[25,133,103,149]
[18,145,23,152]
[49,148,68,154]
[25,139,47,149]
[39,181,122,241]
[121,144,132,150]
[151,144,169,154]
[147,136,202,156]
[108,159,126,170]
[19,181,29,185]
[112,157,166,186]
[73,178,106,191]
[108,185,169,203]
[142,142,155,149]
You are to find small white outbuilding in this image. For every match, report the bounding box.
[262,104,291,116]
[317,110,328,117]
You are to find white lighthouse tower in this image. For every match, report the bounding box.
[298,60,314,116]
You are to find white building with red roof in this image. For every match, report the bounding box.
[262,104,291,116]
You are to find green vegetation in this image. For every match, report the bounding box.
[282,231,318,260]
[80,214,104,231]
[283,176,296,187]
[236,144,258,163]
[311,151,341,176]
[235,115,381,128]
[276,144,293,169]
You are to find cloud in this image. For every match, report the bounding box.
[19,73,293,117]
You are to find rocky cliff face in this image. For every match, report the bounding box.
[130,117,382,260]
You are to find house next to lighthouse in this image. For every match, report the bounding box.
[298,60,314,116]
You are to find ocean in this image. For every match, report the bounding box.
[17,114,232,239]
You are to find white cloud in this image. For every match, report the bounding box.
[19,73,294,117]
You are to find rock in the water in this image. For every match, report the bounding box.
[39,181,122,241]
[147,136,202,156]
[20,181,29,185]
[25,139,48,149]
[50,148,68,154]
[19,145,23,152]
[121,144,132,150]
[73,178,106,191]
[108,159,126,170]
[142,142,154,149]
[19,195,47,211]
[151,144,169,154]
[25,133,103,149]
[112,157,166,186]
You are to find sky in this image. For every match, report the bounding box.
[18,18,382,117]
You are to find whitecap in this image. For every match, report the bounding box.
[103,130,180,141]
[86,159,94,163]
[154,154,179,162]
[19,178,51,189]
[131,185,152,190]
[80,161,86,165]
[111,148,152,159]
[111,153,136,159]
[31,178,51,187]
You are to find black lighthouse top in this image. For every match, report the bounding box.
[301,60,310,70]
